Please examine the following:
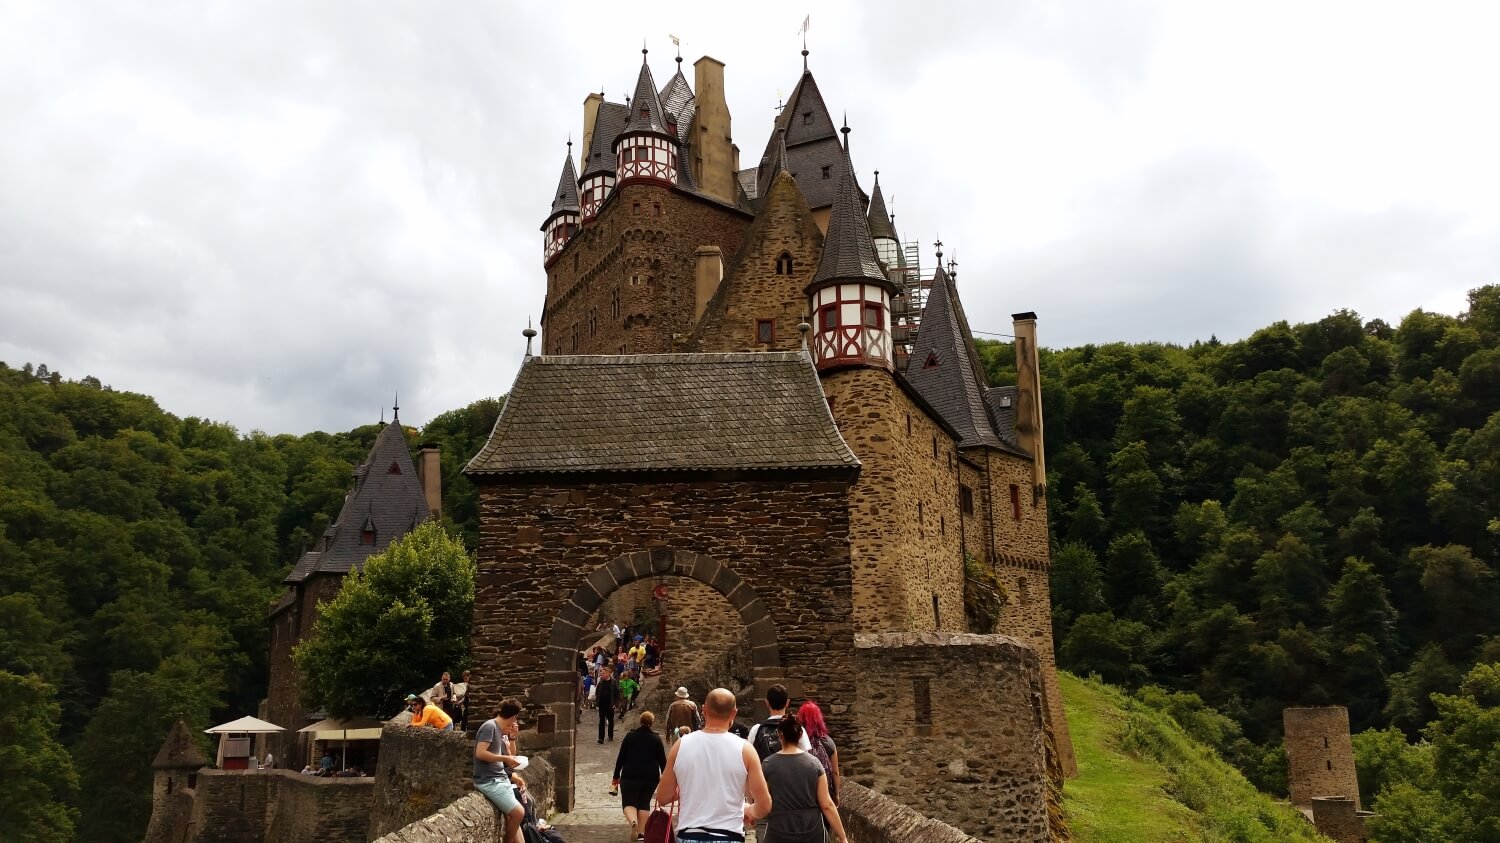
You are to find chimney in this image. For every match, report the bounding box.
[580,92,603,166]
[1011,312,1046,494]
[694,246,724,321]
[415,444,442,520]
[691,57,736,204]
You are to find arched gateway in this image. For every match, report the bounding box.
[463,350,865,811]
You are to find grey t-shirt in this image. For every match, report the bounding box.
[473,719,511,783]
[761,751,826,843]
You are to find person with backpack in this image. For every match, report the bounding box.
[761,714,849,843]
[745,683,810,842]
[795,700,841,805]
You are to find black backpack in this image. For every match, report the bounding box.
[753,717,782,761]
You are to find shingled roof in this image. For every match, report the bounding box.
[904,266,1027,455]
[581,101,629,179]
[810,126,891,290]
[867,172,896,240]
[465,352,860,476]
[755,69,854,210]
[285,420,431,583]
[544,148,580,225]
[984,385,1029,455]
[619,53,672,140]
[153,720,208,770]
[659,62,696,144]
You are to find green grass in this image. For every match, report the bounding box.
[1060,673,1327,843]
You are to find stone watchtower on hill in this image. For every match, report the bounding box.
[264,410,440,763]
[144,719,207,843]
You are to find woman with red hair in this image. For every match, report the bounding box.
[795,700,840,804]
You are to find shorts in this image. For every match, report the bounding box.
[620,778,657,811]
[475,777,522,814]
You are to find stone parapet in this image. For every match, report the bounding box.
[370,793,505,843]
[183,769,372,843]
[368,724,474,839]
[839,782,982,843]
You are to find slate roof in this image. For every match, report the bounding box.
[544,149,580,225]
[153,720,208,770]
[867,173,896,240]
[984,385,1029,455]
[284,420,431,583]
[736,168,759,201]
[904,266,1028,456]
[810,128,891,290]
[755,70,854,210]
[465,352,860,476]
[619,54,672,139]
[581,102,629,179]
[659,63,696,144]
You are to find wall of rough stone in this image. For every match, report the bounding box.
[368,724,475,839]
[188,770,275,843]
[264,774,374,842]
[688,167,823,354]
[1310,796,1372,843]
[543,182,750,355]
[145,777,197,843]
[839,781,984,843]
[851,633,1053,843]
[822,368,966,634]
[470,479,859,809]
[1285,706,1361,809]
[370,793,503,843]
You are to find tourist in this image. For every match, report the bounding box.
[300,763,317,775]
[762,714,848,843]
[261,750,276,770]
[618,671,639,716]
[454,670,471,730]
[655,688,771,838]
[319,750,335,776]
[796,701,840,804]
[431,671,458,719]
[748,683,811,760]
[665,687,699,746]
[595,665,619,743]
[406,692,455,731]
[474,698,526,843]
[612,710,668,840]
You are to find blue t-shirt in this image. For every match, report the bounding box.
[473,719,511,783]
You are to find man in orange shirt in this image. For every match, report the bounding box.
[405,693,454,731]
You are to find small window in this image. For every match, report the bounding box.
[360,528,375,546]
[1323,737,1329,748]
[932,436,938,458]
[588,310,597,337]
[641,107,650,118]
[387,462,401,474]
[932,594,941,629]
[776,252,794,275]
[819,304,839,330]
[821,165,831,179]
[1326,760,1333,771]
[862,304,883,328]
[940,516,945,536]
[1010,484,1022,521]
[923,351,939,369]
[652,203,662,217]
[802,112,812,125]
[756,319,775,344]
[632,201,641,215]
[611,288,621,318]
[960,485,974,515]
[1018,577,1031,603]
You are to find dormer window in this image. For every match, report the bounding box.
[641,107,650,119]
[821,166,831,179]
[387,462,401,474]
[802,112,812,125]
[360,527,375,545]
[924,351,940,369]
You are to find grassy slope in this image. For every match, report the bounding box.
[1060,673,1327,843]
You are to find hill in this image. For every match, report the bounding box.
[1060,672,1324,842]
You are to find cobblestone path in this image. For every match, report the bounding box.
[548,703,641,842]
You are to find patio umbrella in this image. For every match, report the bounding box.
[204,716,284,769]
[298,716,383,770]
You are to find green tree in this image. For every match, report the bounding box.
[1050,541,1106,638]
[294,520,474,718]
[0,671,78,843]
[1059,612,1152,686]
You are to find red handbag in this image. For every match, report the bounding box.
[644,798,676,843]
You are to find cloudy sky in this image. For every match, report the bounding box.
[3,0,1498,434]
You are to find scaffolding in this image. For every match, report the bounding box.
[889,238,929,369]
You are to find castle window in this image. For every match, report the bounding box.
[821,165,831,179]
[652,203,662,217]
[588,309,597,337]
[1018,576,1031,603]
[166,777,173,794]
[188,774,197,789]
[862,304,883,328]
[756,319,775,344]
[387,462,401,474]
[1326,760,1333,771]
[611,288,621,319]
[776,252,794,275]
[923,351,939,369]
[960,485,974,515]
[802,112,812,125]
[360,527,375,545]
[632,201,641,215]
[940,516,945,535]
[932,594,942,629]
[1010,484,1022,521]
[932,436,938,458]
[818,303,839,330]
[913,677,933,735]
[641,107,650,118]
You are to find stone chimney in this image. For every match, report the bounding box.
[1011,312,1046,494]
[416,444,442,519]
[694,246,724,321]
[580,92,603,166]
[691,57,736,204]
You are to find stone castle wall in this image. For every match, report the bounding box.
[184,769,372,843]
[851,633,1053,843]
[543,182,750,355]
[822,368,966,634]
[1284,706,1361,809]
[1310,796,1372,843]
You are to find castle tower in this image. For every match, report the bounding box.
[578,96,627,221]
[807,123,898,371]
[614,49,679,186]
[542,143,580,263]
[144,720,206,843]
[867,171,900,270]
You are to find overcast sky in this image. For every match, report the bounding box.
[3,0,1498,434]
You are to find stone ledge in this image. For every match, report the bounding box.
[839,782,983,843]
[854,631,1034,652]
[370,792,502,843]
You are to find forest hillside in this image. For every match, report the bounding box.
[1,285,1496,841]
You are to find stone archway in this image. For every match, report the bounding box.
[534,548,784,811]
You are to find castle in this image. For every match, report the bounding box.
[462,45,1076,836]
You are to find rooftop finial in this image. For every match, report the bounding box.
[840,113,850,150]
[642,40,649,62]
[798,320,812,352]
[934,236,944,264]
[873,169,880,186]
[950,251,958,281]
[799,14,811,71]
[393,392,400,423]
[523,318,538,357]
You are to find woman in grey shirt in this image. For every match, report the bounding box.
[760,715,847,843]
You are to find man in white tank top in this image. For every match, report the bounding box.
[655,688,771,841]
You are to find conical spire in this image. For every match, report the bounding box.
[769,126,790,176]
[867,171,896,240]
[903,263,1006,449]
[549,143,581,218]
[810,121,889,289]
[153,720,207,770]
[620,49,672,138]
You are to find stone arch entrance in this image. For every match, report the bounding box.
[537,549,785,811]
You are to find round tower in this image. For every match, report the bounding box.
[542,141,581,263]
[613,49,679,186]
[807,122,900,371]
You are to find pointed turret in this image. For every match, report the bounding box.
[807,122,898,372]
[579,100,629,221]
[542,143,581,263]
[867,171,900,268]
[614,49,680,186]
[658,56,696,144]
[153,720,208,770]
